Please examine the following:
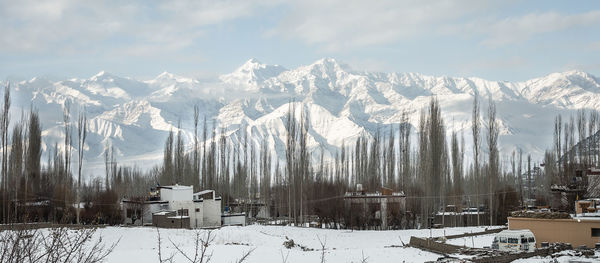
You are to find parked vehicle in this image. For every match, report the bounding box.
[491,229,536,252]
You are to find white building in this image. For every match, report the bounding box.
[123,185,222,228]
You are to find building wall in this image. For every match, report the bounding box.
[508,217,600,248]
[160,186,193,202]
[153,213,190,229]
[123,202,164,226]
[203,199,222,227]
[168,200,199,228]
[222,214,246,226]
[193,202,204,228]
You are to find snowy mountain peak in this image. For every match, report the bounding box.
[157,71,175,79]
[219,59,286,89]
[91,70,110,79]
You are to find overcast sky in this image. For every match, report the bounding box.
[1,0,599,81]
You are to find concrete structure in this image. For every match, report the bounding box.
[152,211,190,229]
[222,212,247,226]
[508,199,600,248]
[122,185,222,228]
[435,205,489,227]
[344,186,406,229]
[193,190,221,227]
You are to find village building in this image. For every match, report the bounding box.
[508,198,600,248]
[122,185,221,228]
[434,205,489,227]
[344,185,406,229]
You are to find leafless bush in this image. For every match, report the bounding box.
[0,225,118,263]
[162,229,215,263]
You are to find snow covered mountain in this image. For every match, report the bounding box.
[3,58,600,175]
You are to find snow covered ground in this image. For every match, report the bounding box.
[98,225,494,262]
[88,225,599,262]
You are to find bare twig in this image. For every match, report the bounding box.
[317,235,327,263]
[358,251,369,263]
[235,248,256,263]
[166,229,215,263]
[280,249,290,263]
[157,227,174,263]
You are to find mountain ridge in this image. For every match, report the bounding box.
[2,59,600,175]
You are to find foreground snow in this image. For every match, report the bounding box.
[98,225,496,262]
[90,225,600,262]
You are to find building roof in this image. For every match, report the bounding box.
[167,216,190,219]
[153,211,174,216]
[194,190,215,195]
[158,184,193,190]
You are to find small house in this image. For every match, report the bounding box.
[122,184,222,228]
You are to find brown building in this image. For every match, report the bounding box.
[508,199,600,248]
[152,211,191,229]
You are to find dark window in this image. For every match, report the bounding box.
[528,237,535,243]
[195,208,200,212]
[592,228,600,237]
[126,209,133,218]
[521,238,527,244]
[499,237,507,243]
[508,238,518,244]
[178,209,189,216]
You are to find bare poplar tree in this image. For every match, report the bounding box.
[194,105,200,190]
[76,109,87,224]
[9,118,23,220]
[25,110,42,217]
[554,115,562,178]
[63,101,72,210]
[577,110,587,166]
[471,95,481,226]
[202,116,207,188]
[486,97,499,225]
[518,148,523,207]
[589,111,598,167]
[163,130,174,185]
[1,84,10,222]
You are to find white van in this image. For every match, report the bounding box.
[491,229,536,252]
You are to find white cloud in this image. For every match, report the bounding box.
[268,0,494,50]
[268,1,600,50]
[473,11,600,47]
[0,0,281,55]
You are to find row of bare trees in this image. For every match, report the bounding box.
[153,95,528,228]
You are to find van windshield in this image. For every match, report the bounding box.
[521,238,527,244]
[528,237,535,243]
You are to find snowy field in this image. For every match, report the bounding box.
[88,225,598,262]
[96,225,494,262]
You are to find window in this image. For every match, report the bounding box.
[528,237,535,243]
[499,237,507,243]
[508,238,518,244]
[592,228,600,237]
[126,209,133,218]
[178,209,189,216]
[195,208,200,212]
[521,238,527,244]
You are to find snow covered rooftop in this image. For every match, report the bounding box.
[159,184,192,190]
[194,190,215,196]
